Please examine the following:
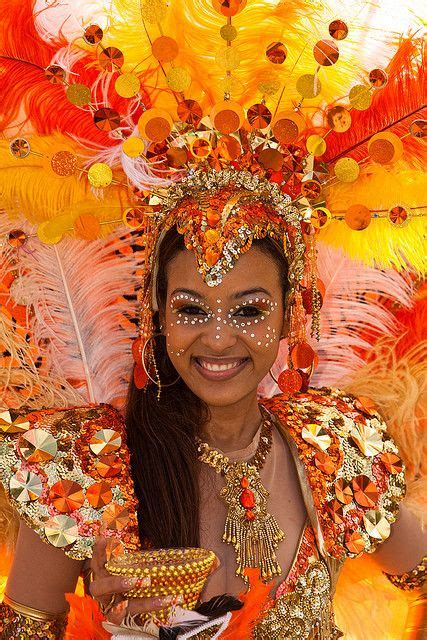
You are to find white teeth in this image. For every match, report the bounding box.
[198,360,243,372]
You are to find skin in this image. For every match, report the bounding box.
[4,245,426,623]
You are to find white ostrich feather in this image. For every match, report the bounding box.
[259,242,413,396]
[0,214,143,409]
[33,0,111,44]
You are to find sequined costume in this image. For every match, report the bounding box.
[0,386,406,638]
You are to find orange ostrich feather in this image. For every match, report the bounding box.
[219,569,273,639]
[0,0,150,143]
[321,36,426,168]
[65,594,111,640]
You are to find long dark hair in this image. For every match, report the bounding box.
[126,228,289,549]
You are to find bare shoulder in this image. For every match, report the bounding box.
[6,520,83,614]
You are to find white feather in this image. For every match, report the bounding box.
[259,242,413,396]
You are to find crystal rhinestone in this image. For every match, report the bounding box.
[89,429,122,456]
[328,19,348,40]
[98,47,124,72]
[101,503,130,530]
[350,423,383,457]
[10,138,31,158]
[44,515,79,547]
[18,429,57,463]
[93,107,121,131]
[9,469,43,502]
[301,423,331,451]
[313,39,339,66]
[240,489,255,509]
[379,452,404,474]
[94,454,122,478]
[334,478,353,504]
[314,451,335,474]
[344,530,365,555]
[86,481,113,508]
[363,509,391,540]
[326,499,345,524]
[49,479,85,513]
[83,24,103,45]
[352,475,379,508]
[0,409,30,434]
[45,65,66,84]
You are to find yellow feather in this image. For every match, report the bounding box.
[321,167,427,272]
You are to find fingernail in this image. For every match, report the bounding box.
[135,576,151,588]
[154,595,175,607]
[122,577,139,589]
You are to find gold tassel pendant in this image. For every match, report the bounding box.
[220,461,285,583]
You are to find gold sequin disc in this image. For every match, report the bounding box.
[152,36,179,62]
[87,481,113,508]
[99,47,124,72]
[18,429,57,463]
[51,151,77,176]
[345,204,371,230]
[301,423,331,451]
[49,479,85,513]
[66,84,91,107]
[351,475,378,508]
[296,73,322,99]
[89,428,122,456]
[10,469,43,502]
[379,452,403,474]
[44,515,79,547]
[0,409,30,433]
[363,510,391,540]
[334,157,359,182]
[101,503,130,530]
[388,205,409,226]
[334,478,353,504]
[313,39,339,66]
[10,138,31,158]
[349,85,372,110]
[350,423,383,457]
[45,65,66,84]
[329,20,348,40]
[115,73,141,98]
[87,163,113,188]
[83,25,103,45]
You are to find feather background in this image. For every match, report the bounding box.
[0,215,143,409]
[259,241,414,397]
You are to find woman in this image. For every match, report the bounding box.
[0,171,425,638]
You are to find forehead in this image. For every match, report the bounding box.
[166,245,283,299]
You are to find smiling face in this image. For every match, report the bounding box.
[160,244,288,408]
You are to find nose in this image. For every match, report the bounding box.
[199,319,238,352]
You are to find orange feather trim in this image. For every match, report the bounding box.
[320,36,426,168]
[219,569,273,639]
[65,594,111,640]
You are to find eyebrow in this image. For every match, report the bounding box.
[169,287,273,299]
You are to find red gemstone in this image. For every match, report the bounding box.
[245,510,256,521]
[240,476,249,488]
[240,489,255,509]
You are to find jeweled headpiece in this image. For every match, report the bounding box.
[133,168,321,395]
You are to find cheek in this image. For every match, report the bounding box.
[165,313,200,358]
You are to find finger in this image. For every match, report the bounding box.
[91,537,108,575]
[107,594,184,625]
[90,575,151,599]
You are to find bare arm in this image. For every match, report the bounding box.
[5,520,84,614]
[371,502,426,574]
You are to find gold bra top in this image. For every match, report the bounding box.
[0,386,406,638]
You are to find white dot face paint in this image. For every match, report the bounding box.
[167,293,280,350]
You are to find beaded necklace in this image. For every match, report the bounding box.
[196,410,285,583]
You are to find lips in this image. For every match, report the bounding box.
[193,356,249,381]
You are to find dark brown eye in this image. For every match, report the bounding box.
[234,306,262,317]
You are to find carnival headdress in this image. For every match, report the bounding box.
[0,0,425,409]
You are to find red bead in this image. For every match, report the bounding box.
[240,476,249,488]
[245,510,256,521]
[240,489,255,509]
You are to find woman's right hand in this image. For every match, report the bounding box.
[90,537,180,625]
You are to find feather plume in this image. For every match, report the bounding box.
[64,593,110,640]
[1,215,143,408]
[321,168,427,272]
[259,241,413,396]
[322,35,426,168]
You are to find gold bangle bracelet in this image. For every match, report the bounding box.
[383,556,427,592]
[3,594,68,622]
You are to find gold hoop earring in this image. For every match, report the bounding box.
[141,334,181,400]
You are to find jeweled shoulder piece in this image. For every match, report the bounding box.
[0,404,139,559]
[262,386,406,560]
